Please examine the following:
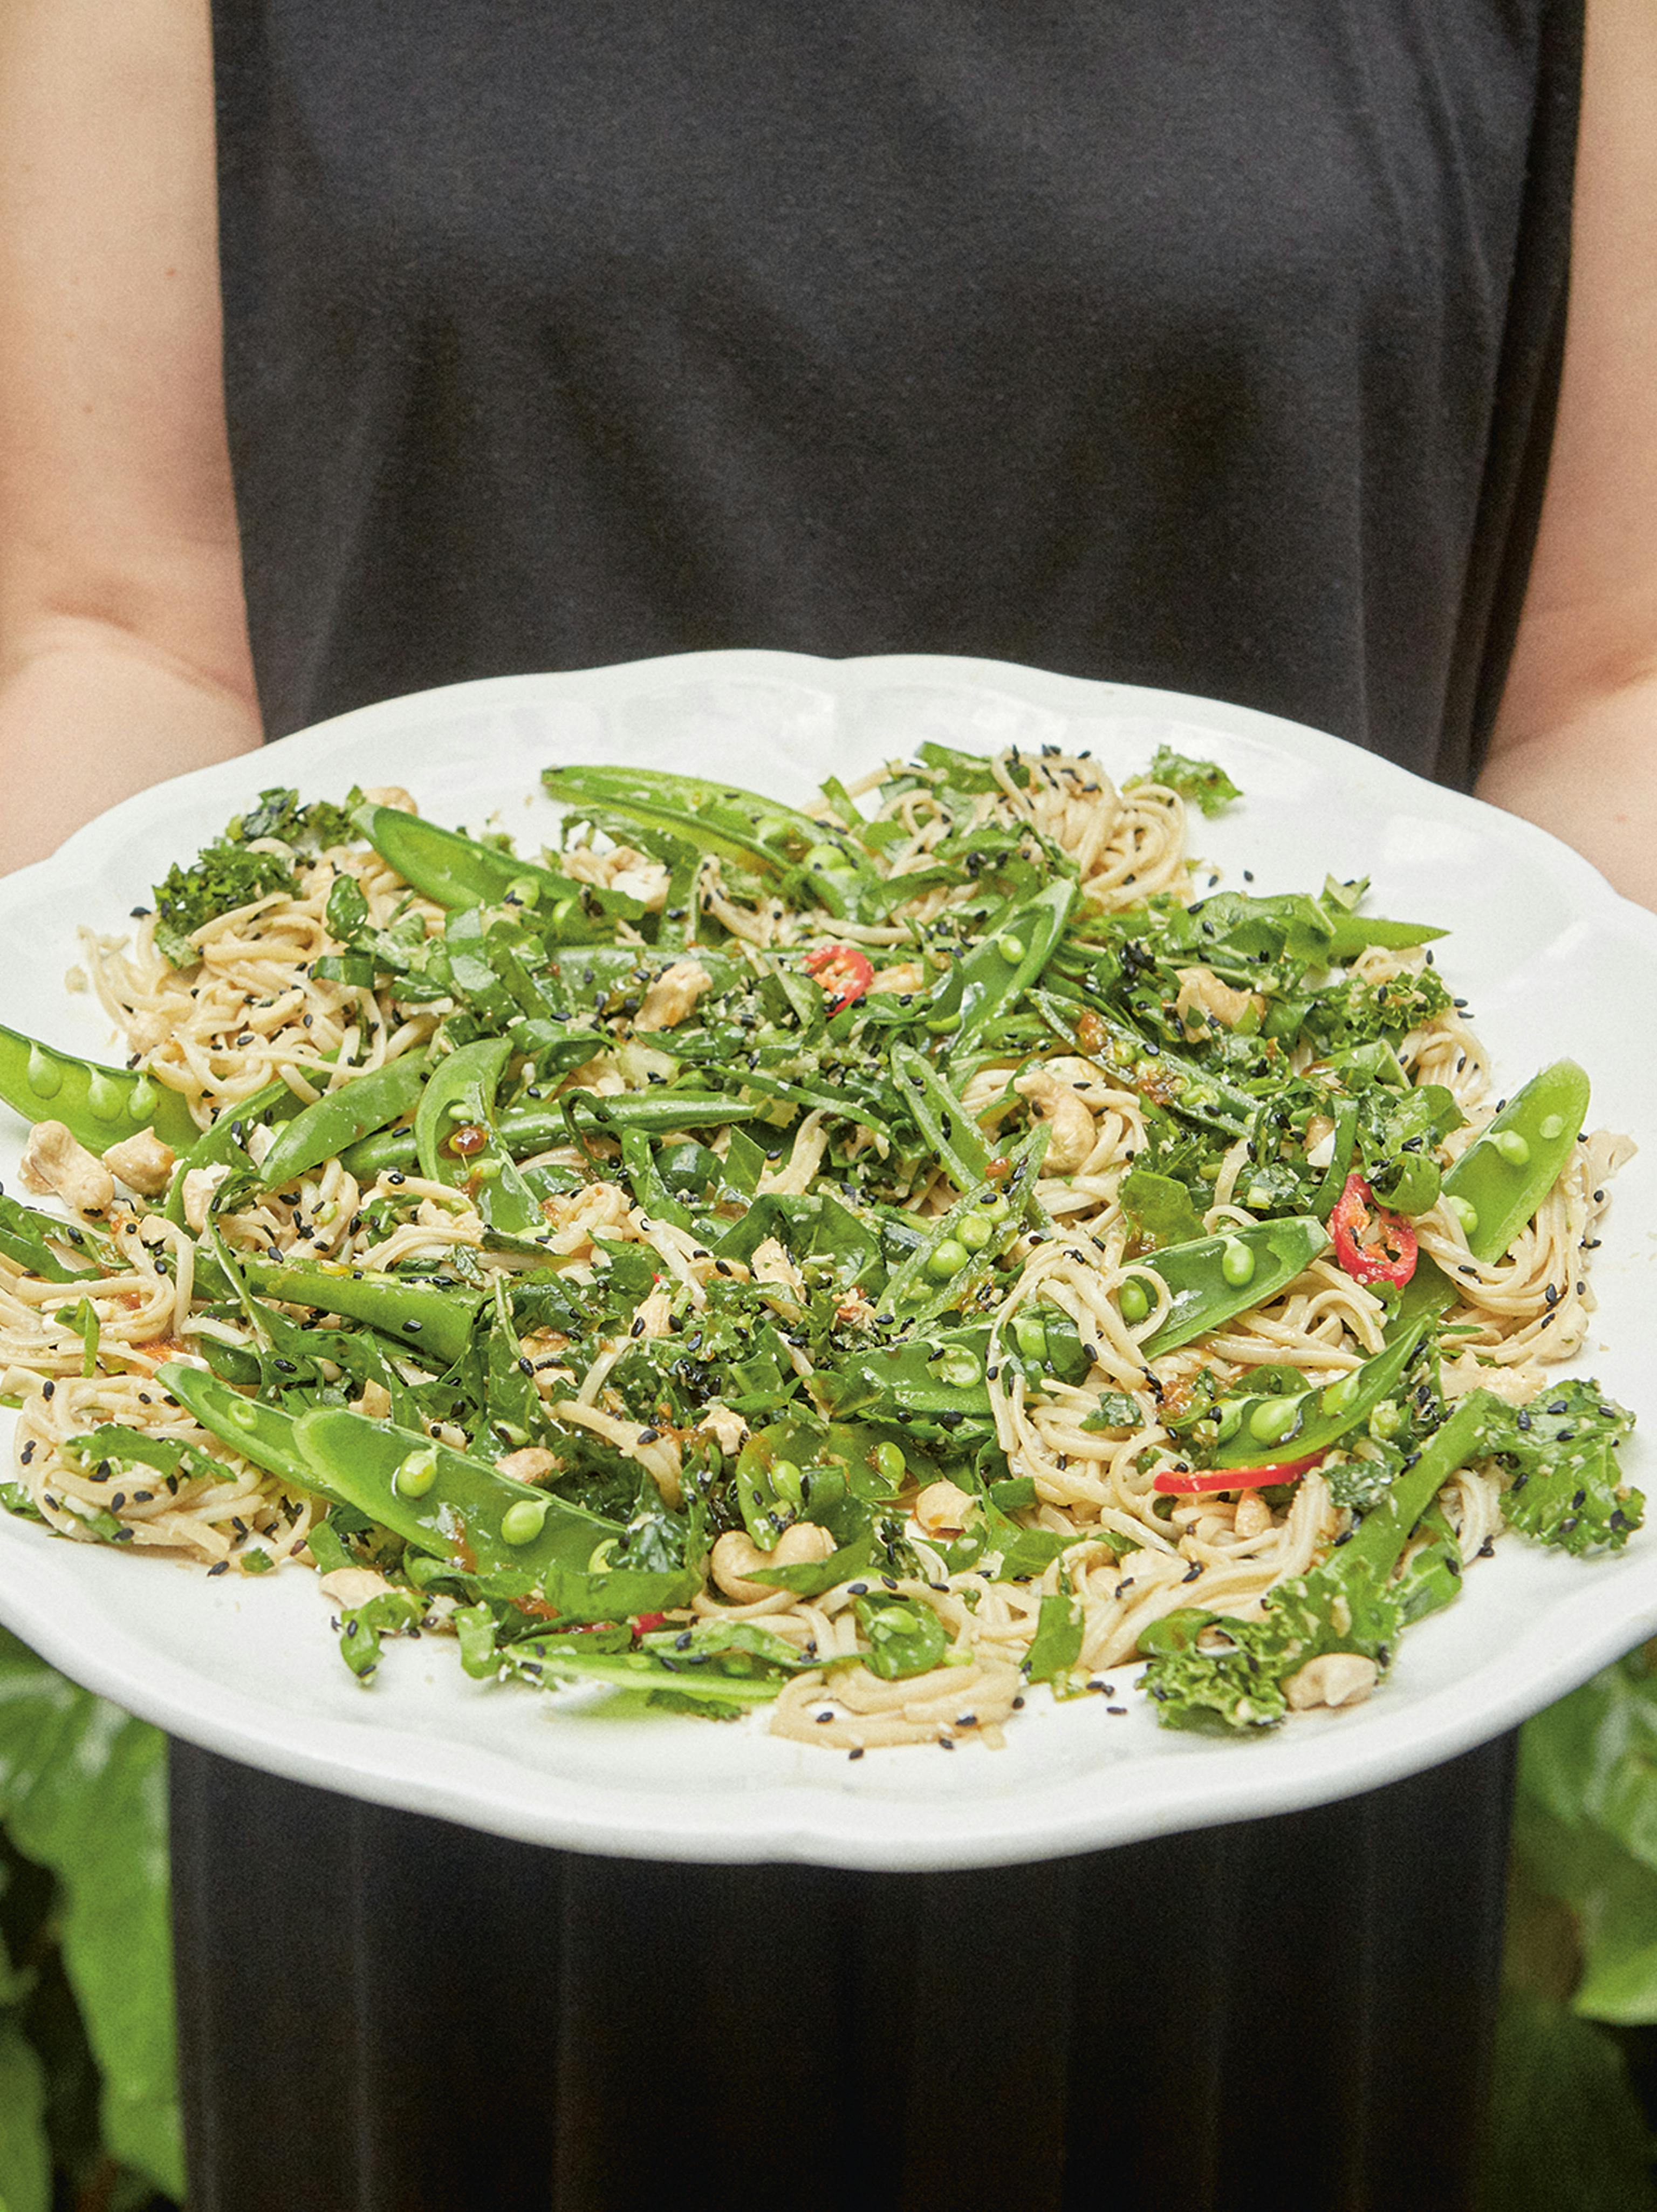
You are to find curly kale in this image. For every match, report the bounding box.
[150,787,360,967]
[1299,965,1453,1054]
[152,844,299,968]
[1480,1382,1640,1555]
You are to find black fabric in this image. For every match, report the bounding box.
[172,1731,1517,2212]
[193,9,1583,2208]
[214,0,1580,787]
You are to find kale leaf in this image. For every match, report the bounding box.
[1483,1383,1641,1555]
[1132,747,1242,816]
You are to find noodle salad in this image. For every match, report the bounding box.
[0,741,1639,1750]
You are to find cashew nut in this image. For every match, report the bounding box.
[695,1402,750,1456]
[1013,1067,1097,1174]
[19,1122,114,1214]
[181,1163,233,1234]
[914,1480,976,1537]
[710,1521,835,1604]
[496,1446,557,1485]
[102,1127,176,1198]
[635,959,714,1033]
[360,786,419,814]
[1282,1653,1378,1711]
[318,1566,396,1609]
[1174,966,1265,1035]
[1233,1490,1273,1541]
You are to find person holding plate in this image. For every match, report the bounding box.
[1,3,1654,2207]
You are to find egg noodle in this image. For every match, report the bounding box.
[0,740,1637,1751]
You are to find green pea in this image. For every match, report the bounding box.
[978,1194,1011,1220]
[1368,1399,1405,1443]
[1214,1398,1245,1443]
[1118,1277,1152,1325]
[501,1498,550,1546]
[394,1447,438,1499]
[1220,1238,1256,1288]
[996,934,1026,964]
[503,876,542,908]
[1492,1129,1530,1166]
[771,1458,804,1506]
[127,1076,157,1122]
[1538,1114,1565,1142]
[1444,1194,1479,1236]
[1248,1396,1301,1446]
[804,844,847,872]
[932,1347,983,1389]
[86,1071,124,1121]
[446,1100,475,1121]
[928,1238,969,1279]
[225,1399,258,1433]
[1013,1314,1049,1360]
[873,1441,907,1485]
[25,1045,63,1100]
[957,1212,994,1252]
[1320,1373,1361,1417]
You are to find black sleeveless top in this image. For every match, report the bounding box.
[212,1,1582,790]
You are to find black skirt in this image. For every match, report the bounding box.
[170,1733,1513,2212]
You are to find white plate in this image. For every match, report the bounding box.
[0,650,1653,1871]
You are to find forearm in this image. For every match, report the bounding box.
[1477,673,1657,913]
[0,620,263,875]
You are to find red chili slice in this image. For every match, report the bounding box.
[1152,1454,1322,1495]
[1330,1170,1418,1287]
[804,943,875,1015]
[631,1612,669,1635]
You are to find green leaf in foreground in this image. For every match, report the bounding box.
[1478,1991,1657,2212]
[0,1630,180,2200]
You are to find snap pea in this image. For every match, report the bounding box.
[1440,1060,1589,1264]
[1394,1060,1592,1330]
[925,881,1077,1052]
[1138,1216,1330,1356]
[877,1133,1046,1320]
[1204,1314,1432,1473]
[255,1050,431,1192]
[540,763,871,918]
[340,1086,761,1182]
[163,1078,306,1232]
[0,1018,200,1155]
[889,1045,991,1191]
[161,1361,618,1575]
[1028,990,1254,1139]
[353,803,644,929]
[413,1037,539,1233]
[238,1258,482,1366]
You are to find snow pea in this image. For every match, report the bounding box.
[1204,1313,1433,1473]
[255,1050,431,1192]
[353,803,644,930]
[0,1017,200,1154]
[1309,1095,1362,1220]
[238,1258,482,1366]
[925,881,1077,1052]
[1139,1216,1330,1356]
[414,1037,540,1233]
[540,763,871,918]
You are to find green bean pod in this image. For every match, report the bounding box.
[160,1362,618,1575]
[238,1259,482,1366]
[541,763,871,918]
[1440,1059,1590,1264]
[926,880,1077,1051]
[0,1018,200,1154]
[353,803,644,929]
[413,1037,540,1233]
[1204,1314,1432,1472]
[889,1045,991,1191]
[1138,1216,1330,1355]
[255,1050,432,1192]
